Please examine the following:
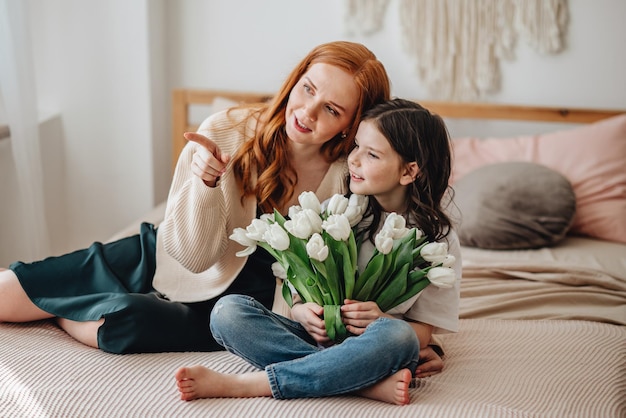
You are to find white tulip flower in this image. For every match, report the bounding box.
[284,208,323,239]
[322,214,352,241]
[421,242,449,264]
[229,227,258,257]
[374,229,394,254]
[263,223,290,251]
[271,262,287,279]
[442,254,456,268]
[306,233,329,262]
[344,194,369,226]
[382,213,409,239]
[288,205,303,220]
[326,194,349,215]
[298,191,321,214]
[427,267,456,288]
[246,218,270,242]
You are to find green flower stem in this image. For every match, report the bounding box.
[310,259,336,304]
[339,242,355,300]
[305,276,326,306]
[324,304,348,342]
[323,234,344,305]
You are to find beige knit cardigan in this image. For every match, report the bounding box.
[153,108,348,303]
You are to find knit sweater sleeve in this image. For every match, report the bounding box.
[157,108,254,273]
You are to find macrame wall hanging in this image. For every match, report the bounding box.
[345,0,569,101]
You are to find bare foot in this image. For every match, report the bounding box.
[175,366,271,401]
[358,369,413,405]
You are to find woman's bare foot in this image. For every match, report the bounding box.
[175,366,271,401]
[358,368,413,405]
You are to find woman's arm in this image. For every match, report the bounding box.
[158,110,251,273]
[158,138,229,273]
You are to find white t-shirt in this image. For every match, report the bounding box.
[356,216,462,334]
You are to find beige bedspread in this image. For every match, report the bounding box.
[2,212,625,417]
[460,236,626,325]
[1,318,624,418]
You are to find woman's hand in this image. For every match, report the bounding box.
[340,299,389,335]
[291,302,331,345]
[184,132,230,187]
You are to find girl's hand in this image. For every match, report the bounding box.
[340,299,388,335]
[291,302,330,345]
[414,346,444,378]
[184,132,230,187]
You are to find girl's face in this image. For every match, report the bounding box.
[285,63,359,149]
[348,120,417,212]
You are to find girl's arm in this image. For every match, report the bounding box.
[341,300,433,349]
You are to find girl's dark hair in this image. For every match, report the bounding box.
[355,98,454,242]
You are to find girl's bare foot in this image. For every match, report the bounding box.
[175,366,271,401]
[358,368,413,405]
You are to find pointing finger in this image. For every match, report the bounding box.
[184,132,222,161]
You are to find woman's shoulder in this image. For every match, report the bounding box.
[197,106,262,135]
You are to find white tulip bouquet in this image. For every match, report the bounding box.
[230,192,456,342]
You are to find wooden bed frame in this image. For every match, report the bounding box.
[171,88,625,172]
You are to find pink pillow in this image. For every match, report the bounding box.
[451,114,626,244]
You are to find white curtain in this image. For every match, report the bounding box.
[0,0,50,261]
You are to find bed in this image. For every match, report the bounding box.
[1,89,624,418]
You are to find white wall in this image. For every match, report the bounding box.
[168,0,626,109]
[1,0,625,265]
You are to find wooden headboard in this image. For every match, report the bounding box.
[171,88,625,173]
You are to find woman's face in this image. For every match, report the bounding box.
[348,120,416,212]
[285,63,359,148]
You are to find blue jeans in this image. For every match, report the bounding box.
[210,294,420,399]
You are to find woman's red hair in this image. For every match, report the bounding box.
[231,41,391,213]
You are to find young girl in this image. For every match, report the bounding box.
[175,98,461,405]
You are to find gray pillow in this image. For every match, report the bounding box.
[454,162,576,249]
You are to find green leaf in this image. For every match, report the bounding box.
[282,252,322,305]
[369,251,396,300]
[256,241,282,262]
[408,268,428,282]
[339,242,355,300]
[375,262,410,312]
[393,234,415,273]
[354,253,385,301]
[323,233,344,305]
[348,232,358,273]
[281,280,294,308]
[411,240,430,267]
[273,209,287,226]
[385,277,431,311]
[311,258,328,278]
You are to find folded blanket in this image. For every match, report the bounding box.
[460,237,626,325]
